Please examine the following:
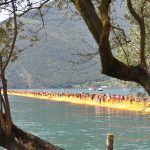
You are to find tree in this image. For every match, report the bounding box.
[116,1,150,67]
[0,0,63,149]
[0,0,150,149]
[69,0,150,95]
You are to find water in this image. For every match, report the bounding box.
[1,93,150,150]
[16,87,142,95]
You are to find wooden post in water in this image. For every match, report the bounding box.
[106,133,114,150]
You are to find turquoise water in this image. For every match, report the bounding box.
[1,95,149,150]
[17,87,143,95]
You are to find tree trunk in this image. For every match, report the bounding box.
[0,124,64,150]
[1,71,13,137]
[71,0,150,95]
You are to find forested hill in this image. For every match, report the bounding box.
[7,6,111,88]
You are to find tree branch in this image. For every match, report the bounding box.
[127,0,146,69]
[0,0,12,6]
[3,0,18,71]
[17,0,51,17]
[71,0,102,44]
[111,26,130,66]
[99,0,113,69]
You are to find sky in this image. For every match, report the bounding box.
[0,0,53,22]
[0,10,9,22]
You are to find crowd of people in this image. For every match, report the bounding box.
[8,90,148,106]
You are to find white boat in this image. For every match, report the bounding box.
[88,87,94,91]
[97,87,103,91]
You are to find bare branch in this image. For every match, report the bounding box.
[111,26,130,66]
[17,0,51,17]
[29,8,46,33]
[111,25,131,43]
[0,0,12,6]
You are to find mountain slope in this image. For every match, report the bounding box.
[7,7,109,88]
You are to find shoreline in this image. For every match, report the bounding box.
[7,90,150,114]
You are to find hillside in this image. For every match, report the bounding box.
[6,6,110,88]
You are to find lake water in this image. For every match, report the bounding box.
[0,88,150,150]
[17,87,145,95]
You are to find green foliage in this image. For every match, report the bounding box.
[114,1,150,66]
[115,27,141,66]
[0,17,41,67]
[0,22,18,64]
[56,0,66,10]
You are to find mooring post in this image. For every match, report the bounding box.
[106,133,114,150]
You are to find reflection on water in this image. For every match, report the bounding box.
[1,95,150,150]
